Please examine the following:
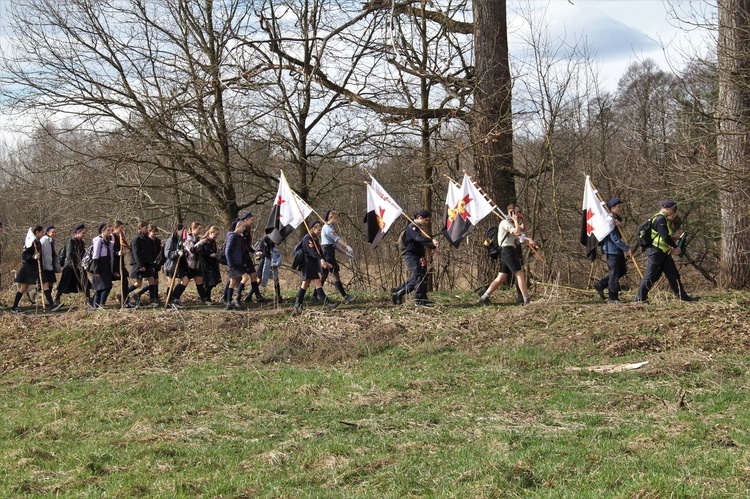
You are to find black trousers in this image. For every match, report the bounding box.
[397,255,428,300]
[596,253,627,300]
[637,248,688,301]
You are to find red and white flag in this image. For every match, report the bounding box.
[365,181,403,249]
[580,176,615,261]
[459,174,495,226]
[265,171,309,244]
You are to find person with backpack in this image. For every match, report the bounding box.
[131,224,164,307]
[293,220,339,312]
[10,225,44,314]
[55,223,90,306]
[635,200,698,303]
[163,224,190,309]
[316,210,356,304]
[391,210,439,306]
[183,221,210,305]
[592,198,633,304]
[239,213,271,305]
[128,221,159,308]
[477,204,536,306]
[91,223,115,309]
[40,226,63,311]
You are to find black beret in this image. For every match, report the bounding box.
[607,197,622,208]
[661,199,677,208]
[73,223,85,233]
[414,209,431,219]
[324,210,332,222]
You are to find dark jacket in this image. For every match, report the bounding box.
[63,237,86,269]
[402,223,435,258]
[600,215,630,255]
[130,232,155,269]
[225,231,244,268]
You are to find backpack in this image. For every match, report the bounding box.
[483,226,502,260]
[636,214,662,249]
[290,239,305,271]
[217,241,227,266]
[80,244,95,272]
[397,228,407,255]
[58,243,67,267]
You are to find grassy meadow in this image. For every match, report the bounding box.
[1,288,749,497]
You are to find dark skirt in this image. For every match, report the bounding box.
[165,258,188,279]
[57,267,86,294]
[42,269,57,284]
[203,259,222,288]
[129,265,156,279]
[15,262,39,285]
[187,267,203,280]
[227,266,244,279]
[301,257,321,281]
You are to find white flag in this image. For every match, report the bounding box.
[460,174,496,225]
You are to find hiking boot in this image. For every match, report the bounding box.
[516,295,525,304]
[523,297,532,305]
[593,282,606,301]
[477,295,491,306]
[607,299,622,304]
[309,294,321,304]
[343,294,357,304]
[293,299,304,313]
[275,295,284,304]
[202,299,214,306]
[243,294,253,303]
[225,301,237,311]
[51,302,64,312]
[681,295,699,302]
[132,295,141,308]
[230,299,243,310]
[151,300,164,308]
[323,298,340,310]
[123,300,137,309]
[168,300,185,310]
[10,307,23,314]
[391,291,403,305]
[415,299,434,307]
[256,295,272,304]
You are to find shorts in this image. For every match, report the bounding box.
[187,267,203,280]
[130,265,156,279]
[42,269,57,284]
[499,246,523,275]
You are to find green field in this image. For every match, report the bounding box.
[2,290,749,497]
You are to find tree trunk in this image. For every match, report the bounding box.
[471,0,515,207]
[717,0,750,288]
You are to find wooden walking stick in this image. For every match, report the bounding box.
[119,233,125,309]
[163,229,184,308]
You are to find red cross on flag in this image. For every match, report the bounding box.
[265,171,309,244]
[580,176,615,261]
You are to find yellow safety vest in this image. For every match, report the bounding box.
[650,213,672,253]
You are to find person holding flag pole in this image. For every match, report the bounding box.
[10,226,45,314]
[163,224,189,309]
[292,206,340,313]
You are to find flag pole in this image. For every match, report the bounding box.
[36,241,46,312]
[587,177,643,279]
[463,171,545,264]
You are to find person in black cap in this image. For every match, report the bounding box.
[592,198,632,303]
[317,210,356,304]
[239,211,271,305]
[636,200,697,303]
[292,220,339,312]
[91,223,115,309]
[55,224,90,306]
[163,224,190,309]
[128,220,158,308]
[391,210,439,306]
[10,225,44,314]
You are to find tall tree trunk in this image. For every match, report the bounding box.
[717,0,750,288]
[471,0,515,207]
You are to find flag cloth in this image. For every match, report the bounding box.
[24,227,36,249]
[265,171,308,244]
[580,176,615,261]
[460,174,496,225]
[365,182,403,249]
[370,176,404,213]
[291,191,314,221]
[441,180,471,248]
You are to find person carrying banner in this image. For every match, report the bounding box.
[592,198,633,303]
[391,210,439,306]
[635,200,698,303]
[477,204,535,306]
[317,210,356,304]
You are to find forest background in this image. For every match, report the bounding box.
[0,0,746,295]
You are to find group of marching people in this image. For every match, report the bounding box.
[6,208,358,314]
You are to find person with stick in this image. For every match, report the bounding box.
[196,225,222,304]
[112,220,137,308]
[317,210,356,304]
[592,198,632,304]
[239,212,271,304]
[40,226,63,311]
[91,223,115,309]
[635,200,698,303]
[164,224,189,309]
[132,224,164,307]
[128,221,158,308]
[55,224,90,307]
[183,221,212,305]
[224,215,250,310]
[10,226,44,314]
[255,233,283,303]
[477,204,536,306]
[293,220,339,312]
[391,210,439,306]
